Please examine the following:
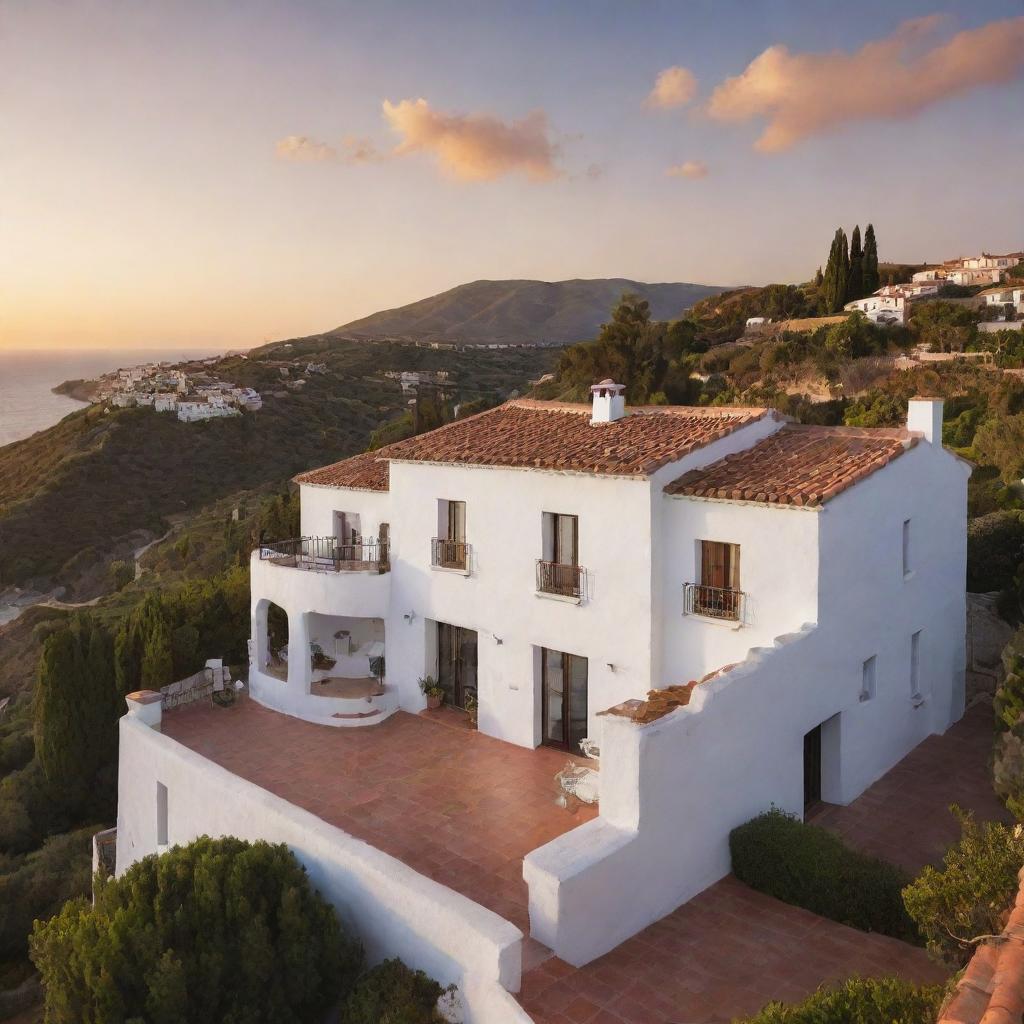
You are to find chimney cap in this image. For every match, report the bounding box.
[591,379,625,394]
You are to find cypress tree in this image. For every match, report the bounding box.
[863,223,880,294]
[141,616,174,691]
[847,225,864,302]
[814,266,823,288]
[822,228,850,313]
[34,624,90,807]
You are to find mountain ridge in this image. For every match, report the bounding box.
[331,277,730,345]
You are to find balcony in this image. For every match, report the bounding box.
[683,582,745,622]
[536,560,587,601]
[259,535,388,574]
[431,537,471,573]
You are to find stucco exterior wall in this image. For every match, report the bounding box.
[115,716,524,1016]
[524,435,969,966]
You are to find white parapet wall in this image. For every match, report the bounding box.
[525,611,959,966]
[115,713,525,1021]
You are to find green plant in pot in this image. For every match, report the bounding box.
[464,691,479,728]
[419,675,445,709]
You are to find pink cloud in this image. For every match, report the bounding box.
[666,160,709,179]
[381,98,560,182]
[645,66,697,110]
[708,14,1024,152]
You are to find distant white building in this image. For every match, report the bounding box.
[962,253,1023,271]
[176,400,241,423]
[844,291,907,324]
[154,393,178,413]
[110,392,136,408]
[912,269,945,283]
[745,317,770,332]
[947,268,1002,287]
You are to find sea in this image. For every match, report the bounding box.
[0,348,222,448]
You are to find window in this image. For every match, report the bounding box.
[434,501,469,569]
[686,540,742,619]
[543,512,578,565]
[538,513,583,598]
[860,655,876,702]
[902,519,912,577]
[156,782,168,847]
[910,630,922,699]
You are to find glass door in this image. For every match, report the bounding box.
[542,648,588,751]
[437,622,478,710]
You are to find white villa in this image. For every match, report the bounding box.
[115,385,969,1021]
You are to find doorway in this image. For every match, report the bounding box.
[803,724,822,809]
[437,623,478,710]
[541,648,588,752]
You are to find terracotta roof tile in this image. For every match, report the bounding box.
[294,450,390,491]
[296,400,770,490]
[665,424,917,508]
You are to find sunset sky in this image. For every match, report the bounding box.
[5,0,1024,351]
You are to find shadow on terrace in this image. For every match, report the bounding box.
[160,697,597,932]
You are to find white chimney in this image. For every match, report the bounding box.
[907,397,944,445]
[590,379,626,425]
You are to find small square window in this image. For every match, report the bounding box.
[860,656,876,702]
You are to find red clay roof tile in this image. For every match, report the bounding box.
[664,424,917,508]
[295,399,770,490]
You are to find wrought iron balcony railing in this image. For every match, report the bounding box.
[536,559,586,600]
[258,536,388,573]
[683,582,745,621]
[431,537,471,571]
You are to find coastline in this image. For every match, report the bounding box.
[51,378,99,404]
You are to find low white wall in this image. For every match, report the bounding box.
[525,610,954,966]
[115,716,523,1007]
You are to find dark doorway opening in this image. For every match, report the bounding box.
[803,724,822,809]
[437,623,478,710]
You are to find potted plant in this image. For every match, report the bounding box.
[419,675,445,710]
[464,692,479,728]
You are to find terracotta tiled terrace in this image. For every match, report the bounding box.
[518,702,1004,1024]
[161,698,596,932]
[808,702,1012,873]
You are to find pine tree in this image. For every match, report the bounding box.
[847,224,863,302]
[863,223,879,294]
[822,228,850,313]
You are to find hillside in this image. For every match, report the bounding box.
[0,339,555,591]
[331,278,729,345]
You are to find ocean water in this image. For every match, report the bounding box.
[0,348,221,448]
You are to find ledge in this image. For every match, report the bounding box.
[683,612,743,630]
[535,590,583,606]
[431,564,472,577]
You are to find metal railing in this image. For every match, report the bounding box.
[258,536,387,573]
[536,560,586,600]
[683,582,745,621]
[431,537,471,571]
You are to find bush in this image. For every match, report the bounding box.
[342,959,445,1024]
[902,808,1024,967]
[967,510,1024,592]
[730,809,918,941]
[30,836,363,1024]
[734,976,945,1024]
[0,825,97,962]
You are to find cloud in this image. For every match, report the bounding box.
[275,134,385,165]
[381,98,560,181]
[645,66,698,109]
[707,14,1024,152]
[666,160,709,179]
[275,135,337,162]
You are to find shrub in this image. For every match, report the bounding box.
[30,836,363,1024]
[730,809,918,941]
[0,825,97,962]
[902,808,1024,967]
[734,976,945,1024]
[342,959,445,1024]
[967,510,1024,592]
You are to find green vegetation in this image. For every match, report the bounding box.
[729,809,918,941]
[341,959,446,1024]
[902,808,1024,967]
[0,340,555,590]
[733,977,945,1024]
[30,836,362,1024]
[967,512,1024,593]
[993,629,1024,819]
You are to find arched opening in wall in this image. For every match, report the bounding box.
[261,601,289,681]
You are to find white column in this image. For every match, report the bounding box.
[287,609,311,695]
[125,690,163,731]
